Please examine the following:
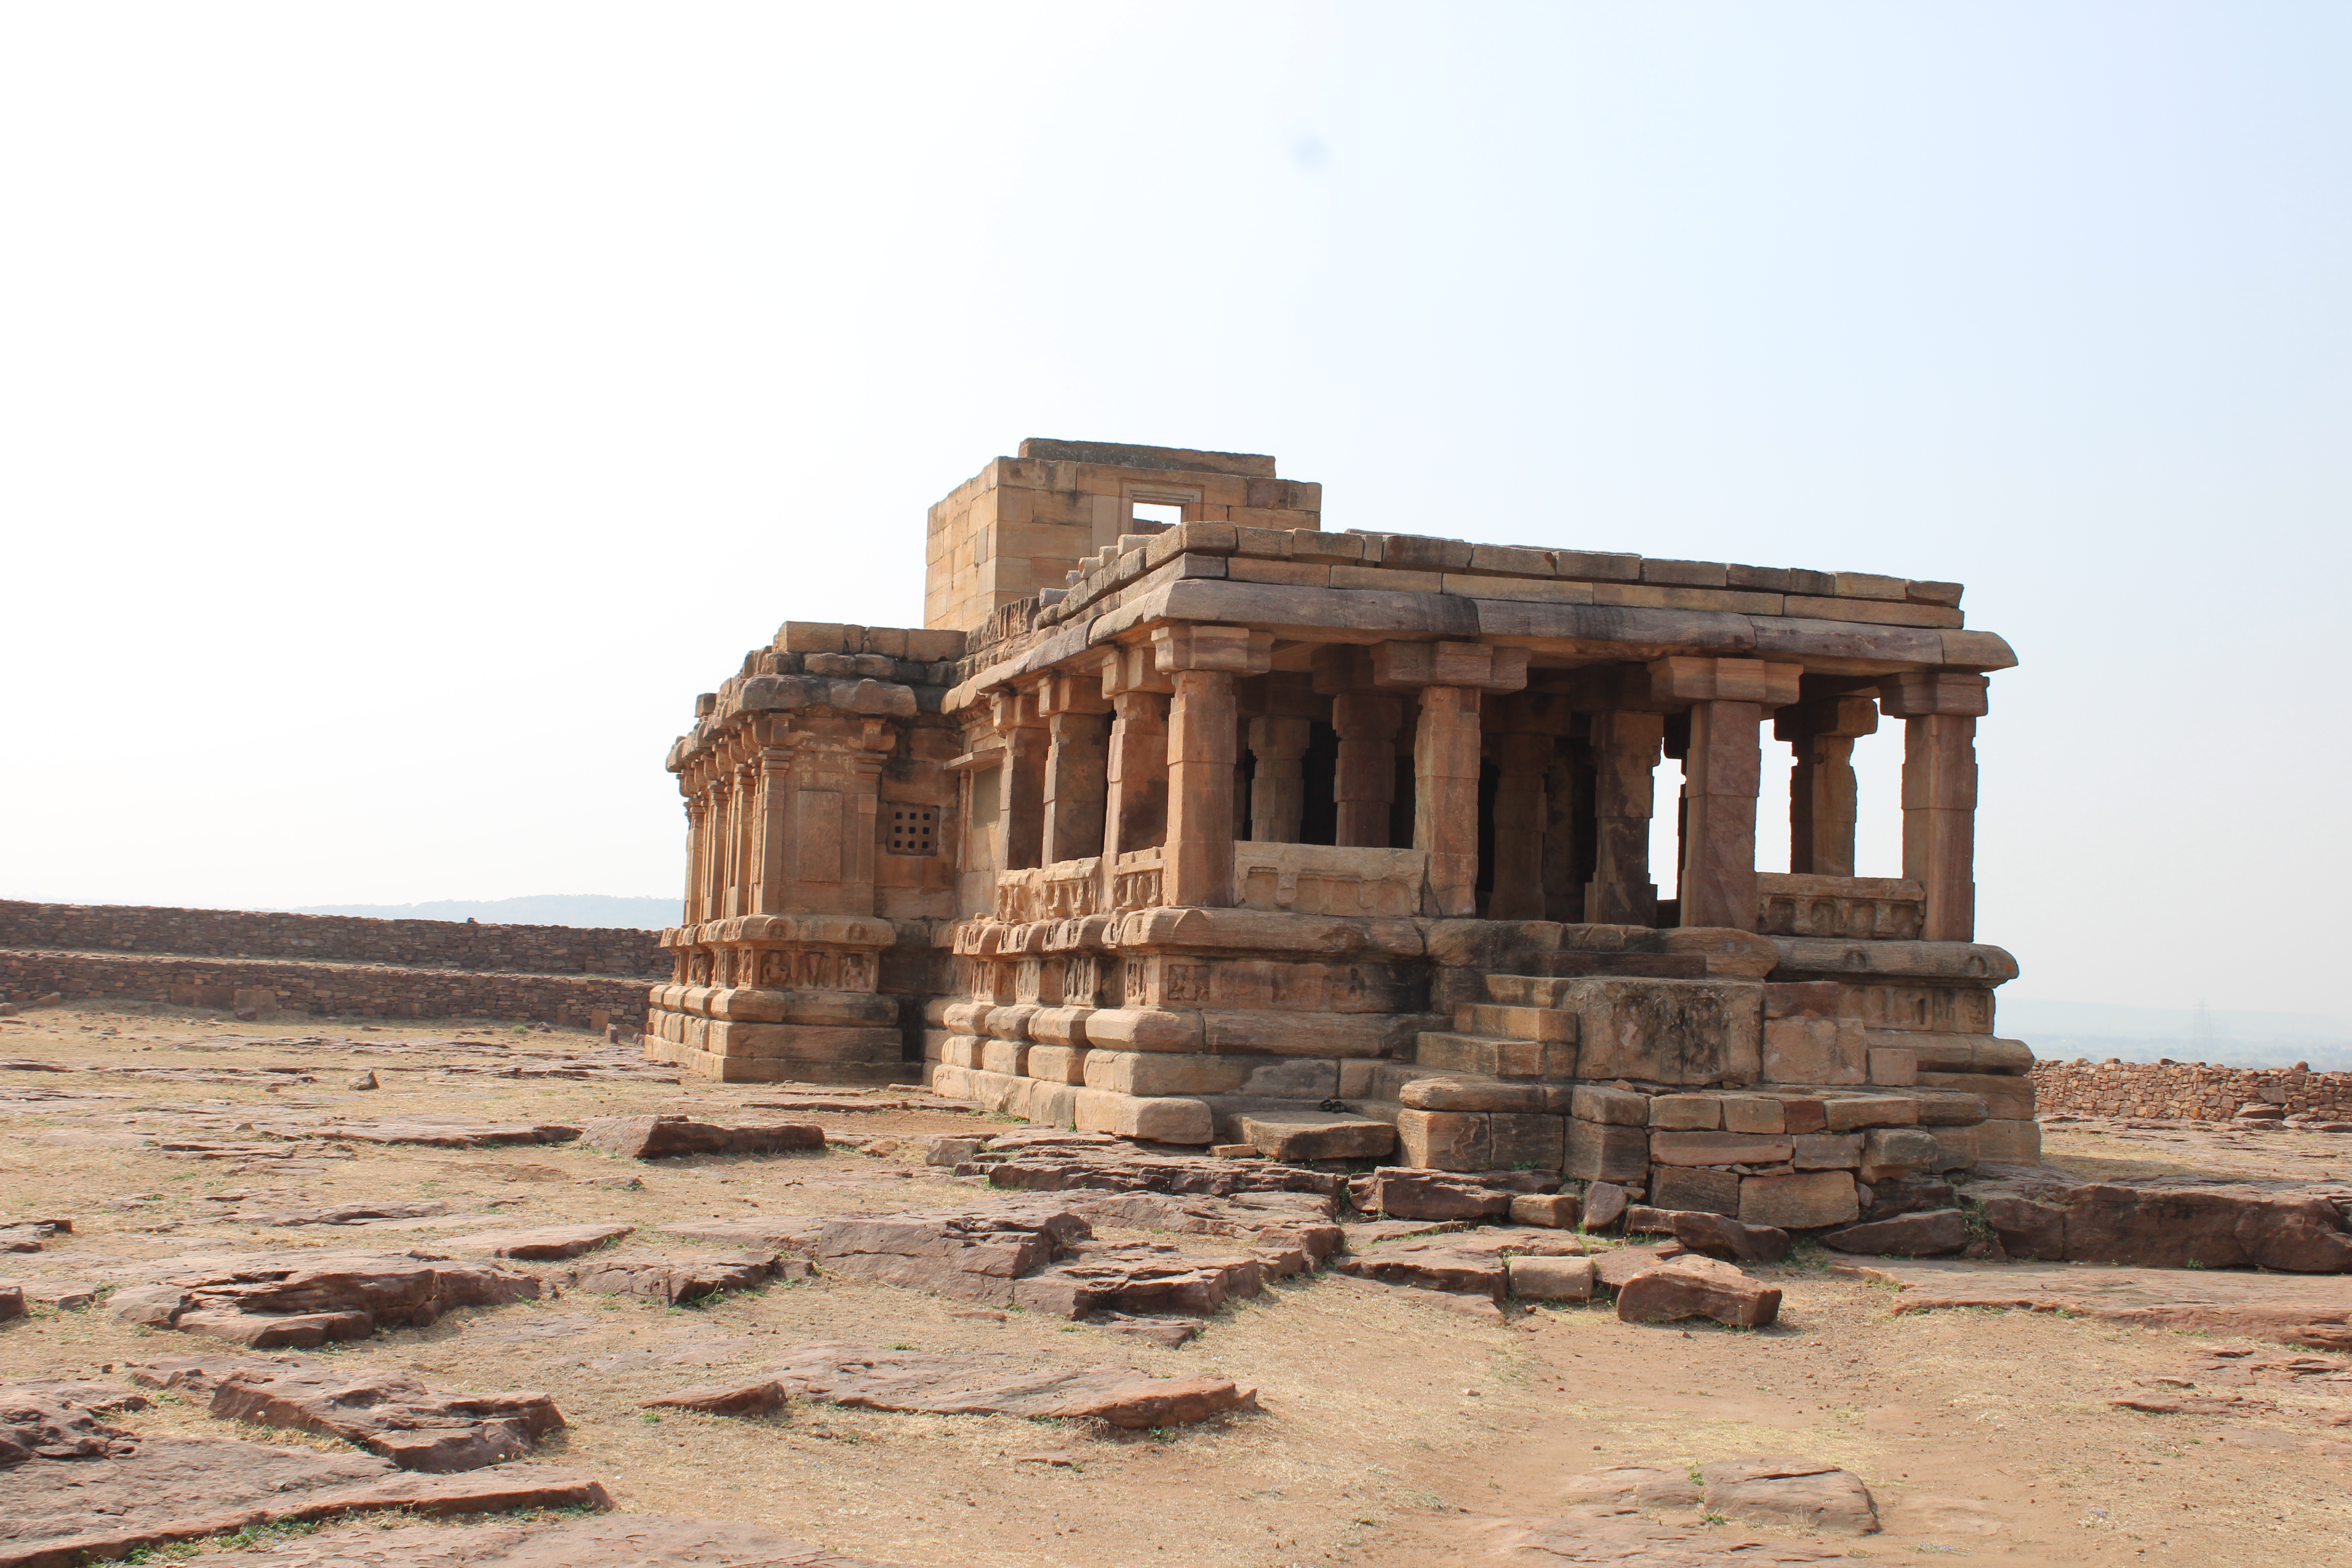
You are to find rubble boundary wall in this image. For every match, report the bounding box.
[2032,1059,2352,1121]
[0,947,652,1025]
[0,900,668,978]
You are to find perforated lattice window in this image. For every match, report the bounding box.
[887,806,937,856]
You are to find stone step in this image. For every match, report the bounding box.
[1414,1031,1575,1080]
[1235,1111,1395,1162]
[1533,951,1710,979]
[1453,1003,1577,1044]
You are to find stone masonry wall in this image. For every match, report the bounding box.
[2032,1059,2352,1121]
[0,948,650,1025]
[0,900,668,978]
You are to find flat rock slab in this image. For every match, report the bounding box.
[579,1115,824,1159]
[1359,1169,1554,1223]
[12,1280,98,1310]
[0,1403,607,1568]
[973,1150,1347,1200]
[659,1216,828,1249]
[555,1249,781,1305]
[812,1207,1089,1307]
[1820,1209,1966,1257]
[220,1202,456,1228]
[641,1379,789,1416]
[1083,1311,1202,1348]
[302,1122,583,1148]
[196,1361,564,1472]
[1964,1164,2352,1272]
[1475,1505,1848,1563]
[448,1223,633,1260]
[1238,1112,1395,1161]
[1335,1244,1508,1302]
[1700,1458,1879,1534]
[1615,1258,1783,1329]
[222,1513,953,1566]
[1054,1189,1341,1259]
[1842,1256,2352,1349]
[1011,1241,1265,1318]
[108,1250,540,1346]
[768,1343,1257,1428]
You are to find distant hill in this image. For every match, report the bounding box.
[289,895,678,929]
[1999,997,2352,1072]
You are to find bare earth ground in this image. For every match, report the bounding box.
[4,1001,2351,1568]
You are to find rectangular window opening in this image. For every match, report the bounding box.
[1129,501,1184,529]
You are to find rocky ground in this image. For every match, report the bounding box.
[4,1000,2351,1568]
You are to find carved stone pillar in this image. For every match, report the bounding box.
[1584,712,1661,926]
[1372,641,1530,918]
[1775,694,1879,876]
[730,756,759,918]
[1100,643,1172,889]
[1153,624,1274,908]
[1246,715,1312,842]
[1543,743,1595,924]
[1648,657,1801,931]
[1038,674,1112,864]
[702,776,731,927]
[681,797,708,926]
[1486,731,1554,919]
[1314,647,1403,848]
[990,689,1049,873]
[1882,672,1989,942]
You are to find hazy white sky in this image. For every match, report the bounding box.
[3,5,2346,1019]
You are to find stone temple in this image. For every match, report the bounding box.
[646,438,2032,1228]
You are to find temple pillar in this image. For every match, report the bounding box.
[1775,694,1879,876]
[1486,731,1554,920]
[1542,740,1595,923]
[1246,715,1312,842]
[1648,657,1802,931]
[1370,640,1530,918]
[1584,711,1661,926]
[1331,691,1404,846]
[1882,672,1989,942]
[1152,624,1274,907]
[702,777,731,927]
[730,757,759,917]
[681,797,708,926]
[1100,643,1172,887]
[990,689,1049,872]
[1038,674,1112,864]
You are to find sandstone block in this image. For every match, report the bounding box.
[1720,1095,1786,1134]
[1669,1211,1792,1264]
[1762,1017,1867,1085]
[1572,1085,1650,1125]
[1650,1131,1794,1167]
[1699,1459,1880,1535]
[1616,1259,1782,1328]
[580,1117,824,1159]
[1973,1118,2042,1163]
[1916,1070,2036,1120]
[1238,1113,1395,1162]
[1867,1047,1919,1086]
[1649,1094,1723,1130]
[1820,1209,1968,1257]
[1581,1181,1630,1230]
[1507,1255,1595,1301]
[1859,1127,1943,1182]
[1820,1096,1918,1131]
[1396,1108,1490,1172]
[1649,1165,1742,1217]
[1489,1112,1565,1170]
[1359,1170,1516,1222]
[1509,1193,1582,1228]
[1558,978,1763,1085]
[1563,1120,1650,1183]
[1792,1132,1864,1169]
[1739,1171,1859,1230]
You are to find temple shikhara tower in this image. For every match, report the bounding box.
[649,438,2032,1225]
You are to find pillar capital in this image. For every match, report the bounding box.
[1371,640,1528,692]
[1774,693,1880,741]
[1646,656,1802,707]
[1879,671,1989,718]
[989,687,1047,733]
[1037,670,1114,717]
[1100,641,1175,697]
[1152,622,1274,675]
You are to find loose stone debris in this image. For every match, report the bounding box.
[129,1356,565,1472]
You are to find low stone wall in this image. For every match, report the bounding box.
[2031,1059,2352,1121]
[0,948,651,1026]
[0,900,668,978]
